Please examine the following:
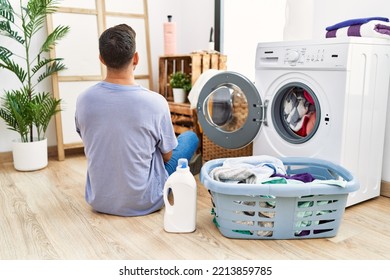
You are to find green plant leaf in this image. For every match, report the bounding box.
[36,60,66,83]
[0,45,12,60]
[0,89,32,142]
[0,20,25,44]
[0,0,15,22]
[27,0,60,17]
[24,15,46,38]
[169,71,192,92]
[24,0,62,38]
[40,25,70,52]
[0,57,27,83]
[30,92,61,139]
[31,57,63,76]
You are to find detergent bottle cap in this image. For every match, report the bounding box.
[177,158,188,169]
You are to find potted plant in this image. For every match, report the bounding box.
[169,71,192,103]
[0,0,70,171]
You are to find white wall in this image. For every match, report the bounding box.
[283,0,314,41]
[0,0,213,153]
[222,0,286,81]
[148,0,214,91]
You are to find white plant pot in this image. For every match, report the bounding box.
[173,88,187,103]
[12,138,48,171]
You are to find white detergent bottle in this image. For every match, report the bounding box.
[163,158,197,233]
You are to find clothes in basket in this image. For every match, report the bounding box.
[200,156,359,239]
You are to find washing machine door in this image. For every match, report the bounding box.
[196,71,263,149]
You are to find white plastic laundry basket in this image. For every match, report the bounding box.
[200,157,359,239]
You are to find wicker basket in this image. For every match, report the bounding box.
[200,157,359,239]
[202,134,253,163]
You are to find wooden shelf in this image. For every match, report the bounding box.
[168,102,200,136]
[158,52,227,101]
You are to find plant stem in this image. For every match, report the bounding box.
[20,0,34,142]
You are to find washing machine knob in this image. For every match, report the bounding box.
[286,50,300,63]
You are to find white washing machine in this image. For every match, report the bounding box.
[196,37,390,206]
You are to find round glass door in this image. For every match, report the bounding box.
[204,84,248,133]
[197,71,262,149]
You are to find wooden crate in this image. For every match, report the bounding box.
[159,52,227,101]
[168,102,200,136]
[168,101,201,154]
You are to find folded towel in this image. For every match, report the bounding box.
[375,24,390,36]
[326,17,389,31]
[326,20,390,39]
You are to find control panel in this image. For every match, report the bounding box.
[284,48,326,66]
[256,42,349,69]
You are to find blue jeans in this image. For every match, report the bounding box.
[164,131,199,175]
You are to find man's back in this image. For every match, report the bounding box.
[75,81,178,216]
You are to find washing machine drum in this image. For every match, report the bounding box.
[196,71,263,149]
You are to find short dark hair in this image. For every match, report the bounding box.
[99,24,136,69]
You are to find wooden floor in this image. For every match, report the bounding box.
[1,154,390,260]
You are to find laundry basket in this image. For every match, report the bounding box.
[200,157,359,239]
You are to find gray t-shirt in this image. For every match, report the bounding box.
[75,81,178,216]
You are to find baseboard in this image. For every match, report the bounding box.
[0,151,13,164]
[381,180,390,198]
